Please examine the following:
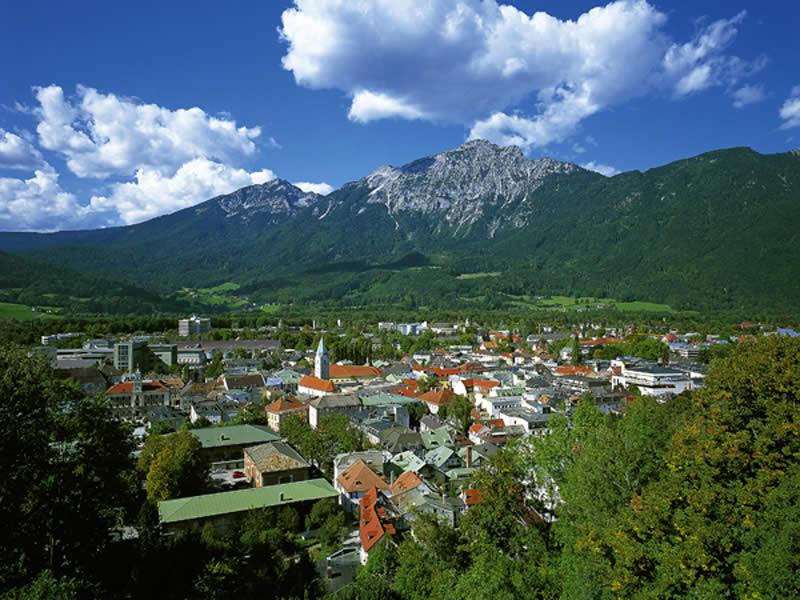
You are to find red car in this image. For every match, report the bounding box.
[232,471,246,479]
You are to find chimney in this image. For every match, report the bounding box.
[279,492,285,501]
[466,446,472,468]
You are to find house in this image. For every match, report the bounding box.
[497,407,553,435]
[333,450,388,484]
[390,451,426,474]
[358,487,397,564]
[420,427,452,451]
[335,459,389,511]
[419,414,447,432]
[329,364,382,383]
[265,396,308,432]
[190,424,281,469]
[158,478,337,533]
[308,394,361,429]
[379,428,424,454]
[243,441,311,487]
[189,400,240,425]
[297,375,338,397]
[424,446,461,471]
[389,471,430,496]
[105,377,170,419]
[418,387,456,415]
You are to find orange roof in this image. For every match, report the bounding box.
[329,364,382,379]
[464,489,482,506]
[554,365,595,376]
[266,396,307,414]
[469,423,487,434]
[461,378,500,391]
[418,387,456,406]
[106,380,166,395]
[359,487,391,553]
[337,459,388,493]
[395,385,422,399]
[298,375,337,393]
[390,471,423,495]
[486,418,505,428]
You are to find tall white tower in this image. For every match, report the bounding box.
[314,337,330,380]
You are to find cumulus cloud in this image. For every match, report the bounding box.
[280,0,760,150]
[293,181,334,195]
[581,161,621,177]
[33,85,262,178]
[89,158,276,225]
[732,84,766,108]
[779,86,800,129]
[0,165,95,232]
[0,129,43,170]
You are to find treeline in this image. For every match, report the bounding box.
[337,335,800,599]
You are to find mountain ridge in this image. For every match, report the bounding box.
[1,142,799,312]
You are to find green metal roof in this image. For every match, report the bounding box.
[360,392,420,407]
[158,478,337,524]
[190,424,280,449]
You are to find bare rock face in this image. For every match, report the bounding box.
[361,139,582,233]
[217,179,321,222]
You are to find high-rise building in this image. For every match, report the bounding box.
[113,340,149,372]
[314,337,330,380]
[178,315,212,337]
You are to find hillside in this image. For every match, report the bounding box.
[1,142,799,313]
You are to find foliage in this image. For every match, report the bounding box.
[138,431,207,504]
[281,414,363,477]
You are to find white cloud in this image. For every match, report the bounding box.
[293,181,334,195]
[280,1,759,150]
[0,129,43,170]
[732,84,766,108]
[779,86,800,129]
[581,161,621,177]
[663,11,752,96]
[34,85,262,178]
[89,158,275,225]
[0,165,96,232]
[348,91,429,123]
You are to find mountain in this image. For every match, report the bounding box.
[1,141,799,313]
[0,251,183,314]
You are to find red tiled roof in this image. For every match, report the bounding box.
[554,365,595,376]
[464,489,482,506]
[390,471,423,495]
[469,422,487,434]
[418,387,456,406]
[359,487,389,553]
[266,396,307,414]
[298,375,337,393]
[329,364,382,379]
[106,380,167,395]
[337,459,389,493]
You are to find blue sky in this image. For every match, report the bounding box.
[1,0,798,231]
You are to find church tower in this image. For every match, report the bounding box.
[314,337,330,380]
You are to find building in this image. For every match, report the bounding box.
[265,396,308,432]
[178,315,212,337]
[335,458,389,511]
[314,337,330,380]
[307,394,361,429]
[358,487,397,564]
[611,362,695,399]
[418,388,456,415]
[158,478,337,533]
[113,341,150,372]
[243,441,312,487]
[149,343,178,368]
[105,376,170,419]
[298,375,338,397]
[190,424,281,469]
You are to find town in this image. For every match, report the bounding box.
[8,312,795,597]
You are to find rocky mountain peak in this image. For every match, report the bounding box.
[216,178,321,221]
[361,139,581,233]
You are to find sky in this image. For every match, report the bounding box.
[1,0,798,232]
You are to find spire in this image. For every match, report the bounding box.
[315,336,330,380]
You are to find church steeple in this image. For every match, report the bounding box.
[314,336,330,380]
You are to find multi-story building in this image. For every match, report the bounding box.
[178,315,212,337]
[611,362,695,399]
[113,340,149,372]
[105,377,170,419]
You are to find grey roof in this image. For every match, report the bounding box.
[311,394,361,409]
[244,441,310,472]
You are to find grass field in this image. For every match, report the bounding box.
[198,282,241,294]
[0,302,62,320]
